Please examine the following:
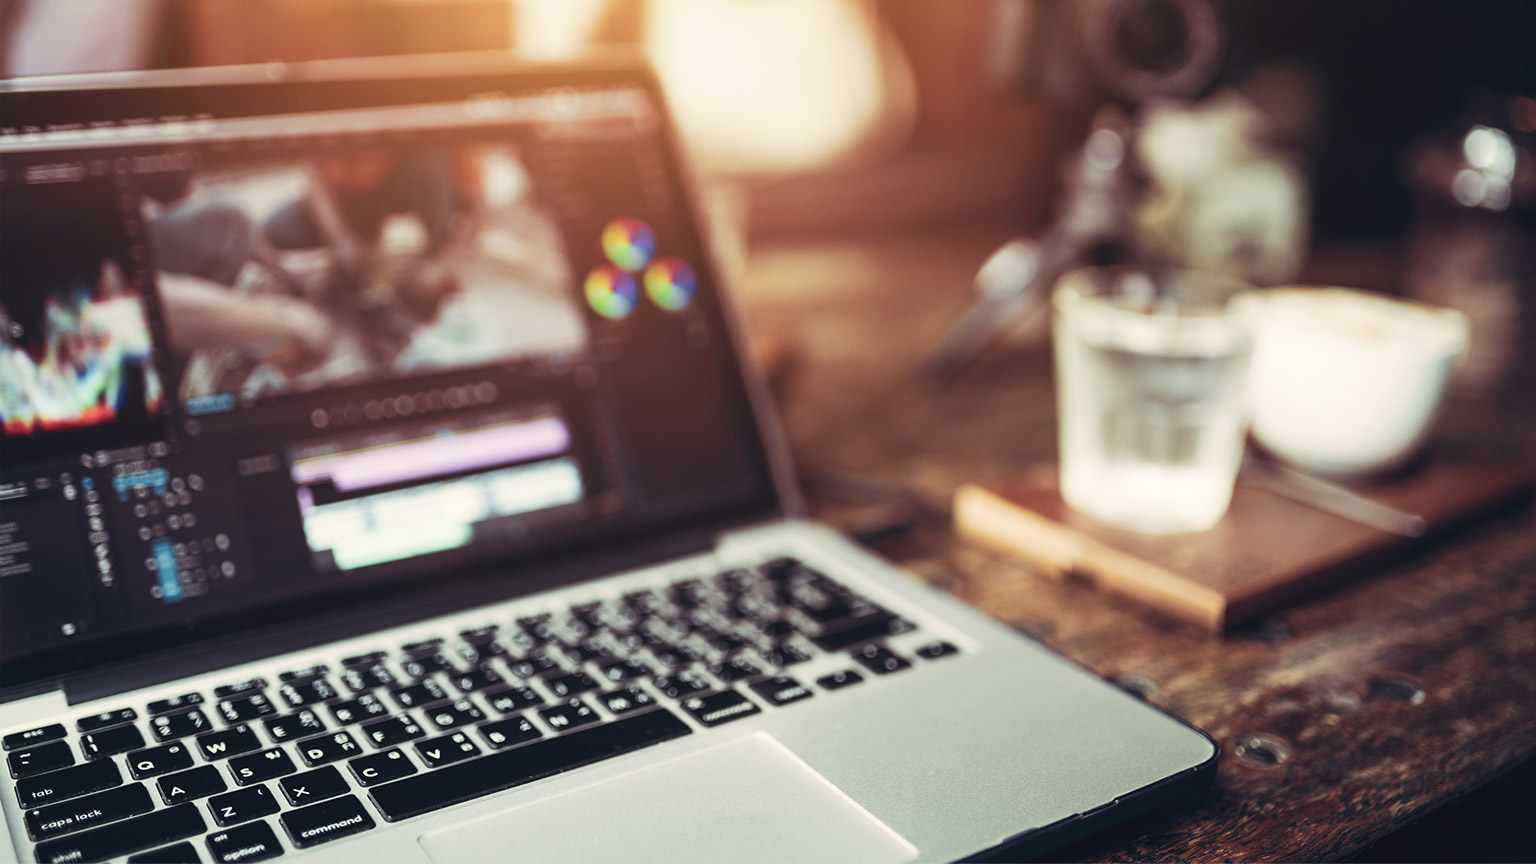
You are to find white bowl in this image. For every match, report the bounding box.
[1248,287,1468,476]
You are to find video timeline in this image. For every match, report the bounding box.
[290,412,584,572]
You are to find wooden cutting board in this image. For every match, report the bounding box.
[954,459,1533,634]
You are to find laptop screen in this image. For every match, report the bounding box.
[0,59,781,692]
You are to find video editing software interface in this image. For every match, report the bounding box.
[0,72,773,687]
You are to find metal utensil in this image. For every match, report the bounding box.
[1241,457,1428,537]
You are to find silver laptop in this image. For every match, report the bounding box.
[0,54,1215,864]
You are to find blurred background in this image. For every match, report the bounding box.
[3,0,1534,403]
[5,0,1531,238]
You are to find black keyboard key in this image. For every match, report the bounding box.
[597,685,656,716]
[25,783,154,841]
[459,625,502,646]
[544,671,600,699]
[389,680,446,710]
[561,639,607,664]
[503,628,539,654]
[340,663,395,693]
[327,694,389,726]
[151,708,212,742]
[206,820,281,863]
[3,723,65,751]
[127,742,194,779]
[229,749,296,786]
[279,664,329,683]
[477,716,541,750]
[157,765,227,805]
[341,651,386,668]
[278,678,337,709]
[196,725,261,760]
[760,643,813,668]
[129,840,201,863]
[516,616,560,644]
[425,699,486,731]
[622,590,667,616]
[369,708,691,821]
[814,613,917,651]
[77,708,138,733]
[8,741,73,778]
[915,641,959,660]
[758,557,802,580]
[281,795,376,849]
[455,639,507,667]
[278,765,349,807]
[817,669,864,690]
[295,731,363,767]
[707,657,762,683]
[749,675,815,707]
[537,699,600,732]
[208,784,279,826]
[264,709,325,743]
[217,694,277,724]
[651,670,711,699]
[147,693,205,716]
[757,619,798,640]
[413,731,479,768]
[361,716,425,749]
[650,647,689,670]
[670,578,712,608]
[482,685,542,715]
[598,657,651,683]
[34,803,205,864]
[214,679,267,700]
[400,653,454,680]
[681,691,763,727]
[707,632,753,654]
[851,644,912,675]
[348,749,416,787]
[16,758,121,808]
[450,667,503,693]
[82,724,146,760]
[504,653,560,680]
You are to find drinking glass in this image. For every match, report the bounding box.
[1053,266,1256,534]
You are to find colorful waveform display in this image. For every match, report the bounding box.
[584,265,640,320]
[600,216,656,272]
[643,257,698,311]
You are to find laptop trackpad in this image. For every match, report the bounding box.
[418,733,918,863]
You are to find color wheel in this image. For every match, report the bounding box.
[643,257,697,311]
[584,265,639,320]
[601,217,656,272]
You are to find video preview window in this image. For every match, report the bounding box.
[139,141,586,412]
[1,180,167,462]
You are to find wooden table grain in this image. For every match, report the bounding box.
[737,226,1536,862]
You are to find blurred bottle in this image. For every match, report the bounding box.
[1404,97,1536,398]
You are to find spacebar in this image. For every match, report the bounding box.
[369,707,692,821]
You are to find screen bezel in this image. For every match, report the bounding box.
[0,51,797,701]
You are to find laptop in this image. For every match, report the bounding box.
[0,53,1216,864]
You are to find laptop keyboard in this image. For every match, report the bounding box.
[4,557,960,863]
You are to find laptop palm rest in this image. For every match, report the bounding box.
[417,733,918,863]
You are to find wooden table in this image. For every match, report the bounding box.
[737,225,1536,862]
